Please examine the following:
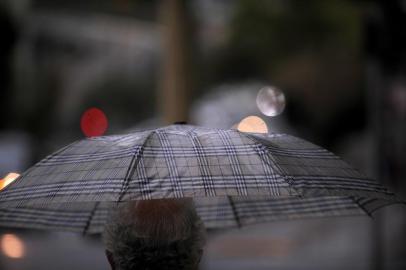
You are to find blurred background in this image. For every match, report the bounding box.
[0,0,405,269]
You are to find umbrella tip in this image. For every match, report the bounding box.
[173,121,187,125]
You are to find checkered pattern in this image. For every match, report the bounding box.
[0,124,401,232]
[0,196,395,234]
[245,133,396,200]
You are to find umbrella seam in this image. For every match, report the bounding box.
[83,201,100,235]
[188,130,217,197]
[218,130,249,196]
[350,196,373,218]
[364,200,406,214]
[237,131,301,197]
[117,131,156,202]
[227,196,241,228]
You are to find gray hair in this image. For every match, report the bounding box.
[103,198,206,270]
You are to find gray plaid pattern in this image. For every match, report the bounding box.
[1,125,301,207]
[0,196,395,234]
[0,124,401,232]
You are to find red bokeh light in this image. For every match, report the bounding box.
[80,108,108,137]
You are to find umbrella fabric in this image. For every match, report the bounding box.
[0,196,393,234]
[0,125,396,209]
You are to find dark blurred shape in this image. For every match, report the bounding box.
[33,0,157,20]
[365,1,406,270]
[0,6,17,129]
[203,0,365,147]
[366,0,406,72]
[366,0,406,191]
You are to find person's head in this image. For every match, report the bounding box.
[103,198,205,270]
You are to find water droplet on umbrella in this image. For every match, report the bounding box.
[256,86,286,116]
[80,108,108,137]
[237,116,268,133]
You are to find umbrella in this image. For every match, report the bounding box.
[0,196,391,234]
[0,124,401,233]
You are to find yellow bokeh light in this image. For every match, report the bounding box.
[237,116,268,133]
[230,123,239,130]
[0,173,20,191]
[1,234,25,259]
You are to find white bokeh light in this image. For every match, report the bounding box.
[256,86,286,117]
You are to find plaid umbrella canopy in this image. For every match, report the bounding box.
[0,124,401,233]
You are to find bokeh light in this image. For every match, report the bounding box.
[80,108,108,137]
[0,173,20,191]
[230,123,239,130]
[256,86,286,117]
[0,234,25,259]
[237,116,268,133]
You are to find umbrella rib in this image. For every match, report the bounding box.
[83,202,100,235]
[348,196,402,218]
[228,196,241,228]
[117,131,155,202]
[350,197,374,218]
[238,131,300,196]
